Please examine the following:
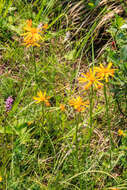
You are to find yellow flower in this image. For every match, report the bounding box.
[78,68,103,90]
[118,129,126,137]
[33,91,50,106]
[21,20,43,47]
[42,23,48,29]
[27,121,33,126]
[95,62,116,82]
[26,19,32,27]
[69,96,89,112]
[0,176,2,182]
[60,104,65,111]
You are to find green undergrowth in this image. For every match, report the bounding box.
[0,0,127,189]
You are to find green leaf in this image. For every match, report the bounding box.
[64,50,76,61]
[95,0,101,6]
[115,15,125,29]
[0,126,13,134]
[120,45,127,61]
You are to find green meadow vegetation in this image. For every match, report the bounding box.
[0,0,127,189]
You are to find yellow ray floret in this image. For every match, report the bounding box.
[33,90,50,106]
[118,129,126,137]
[21,20,44,47]
[69,96,89,112]
[95,62,116,82]
[60,104,65,111]
[78,68,103,90]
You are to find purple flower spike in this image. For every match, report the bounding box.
[5,96,14,112]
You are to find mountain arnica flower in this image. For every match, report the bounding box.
[118,129,126,137]
[21,19,46,47]
[69,96,89,112]
[5,96,14,112]
[60,104,65,111]
[78,68,103,90]
[42,23,48,29]
[33,90,50,106]
[95,62,116,82]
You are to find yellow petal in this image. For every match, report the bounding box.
[33,97,41,103]
[105,76,108,82]
[97,81,103,86]
[34,43,40,47]
[37,90,43,97]
[108,62,112,69]
[100,64,104,69]
[84,82,92,90]
[78,77,87,83]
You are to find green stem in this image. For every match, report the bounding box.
[11,133,14,180]
[41,103,45,136]
[104,83,112,169]
[32,47,37,82]
[91,37,95,68]
[89,85,93,138]
[3,113,7,184]
[75,113,80,171]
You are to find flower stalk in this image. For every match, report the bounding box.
[75,113,80,172]
[32,47,37,82]
[89,85,93,137]
[104,83,112,168]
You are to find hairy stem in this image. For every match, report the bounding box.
[32,47,37,82]
[104,83,112,169]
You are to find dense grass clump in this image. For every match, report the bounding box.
[0,0,127,189]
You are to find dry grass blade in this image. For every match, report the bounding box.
[65,0,124,58]
[96,5,123,32]
[68,1,86,25]
[60,170,118,184]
